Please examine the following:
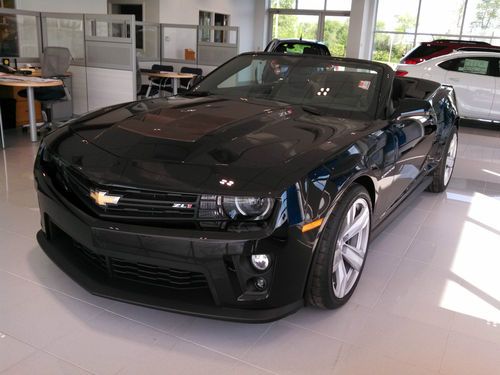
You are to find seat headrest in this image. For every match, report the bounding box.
[41,47,72,78]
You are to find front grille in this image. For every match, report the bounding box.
[110,258,208,289]
[54,166,199,222]
[42,155,271,232]
[97,187,198,220]
[73,240,209,290]
[74,241,107,273]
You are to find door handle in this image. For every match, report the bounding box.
[448,77,460,83]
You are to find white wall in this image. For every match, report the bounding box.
[16,0,107,13]
[159,0,256,53]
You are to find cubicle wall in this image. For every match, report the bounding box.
[197,26,239,67]
[84,14,136,111]
[158,23,239,68]
[0,7,239,116]
[136,22,160,62]
[41,12,87,114]
[0,8,42,63]
[0,9,137,115]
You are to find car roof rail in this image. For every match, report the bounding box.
[430,39,491,45]
[455,47,500,53]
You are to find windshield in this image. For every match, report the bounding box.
[191,54,382,118]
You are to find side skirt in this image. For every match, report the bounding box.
[371,175,433,241]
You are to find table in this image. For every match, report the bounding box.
[0,74,62,148]
[143,71,196,97]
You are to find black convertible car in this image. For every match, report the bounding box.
[35,53,458,322]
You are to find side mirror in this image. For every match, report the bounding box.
[393,98,432,122]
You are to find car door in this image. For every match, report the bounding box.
[371,112,436,221]
[441,56,495,120]
[390,112,436,206]
[491,58,500,120]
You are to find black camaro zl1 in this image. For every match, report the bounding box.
[35,53,458,322]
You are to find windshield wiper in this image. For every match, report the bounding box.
[301,105,325,116]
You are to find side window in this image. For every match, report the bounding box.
[445,57,490,76]
[438,59,458,71]
[459,58,489,75]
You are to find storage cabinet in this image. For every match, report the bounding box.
[0,85,43,127]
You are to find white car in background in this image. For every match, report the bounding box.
[396,50,500,122]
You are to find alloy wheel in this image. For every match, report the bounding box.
[444,132,458,186]
[332,197,370,298]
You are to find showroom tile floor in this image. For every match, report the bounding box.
[1,125,500,374]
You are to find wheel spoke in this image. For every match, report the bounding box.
[345,204,355,227]
[334,258,348,298]
[342,205,369,242]
[332,249,343,271]
[330,197,371,299]
[443,133,457,185]
[343,243,364,271]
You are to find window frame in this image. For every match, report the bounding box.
[372,0,500,64]
[267,8,350,44]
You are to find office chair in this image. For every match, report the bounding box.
[164,67,203,95]
[137,64,174,98]
[19,47,72,132]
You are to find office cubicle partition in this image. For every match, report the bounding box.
[1,9,137,115]
[84,14,136,111]
[197,25,239,66]
[157,23,239,75]
[0,8,42,63]
[160,24,198,64]
[41,12,86,114]
[136,21,160,62]
[0,8,240,116]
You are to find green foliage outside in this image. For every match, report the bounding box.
[272,14,317,40]
[471,0,499,32]
[270,0,499,64]
[323,19,349,56]
[372,15,416,64]
[272,15,349,56]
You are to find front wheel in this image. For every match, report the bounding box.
[307,184,372,309]
[427,127,458,193]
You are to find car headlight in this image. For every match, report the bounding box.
[200,195,274,221]
[223,196,273,220]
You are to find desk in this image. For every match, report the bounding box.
[144,71,196,96]
[0,74,62,148]
[0,69,44,127]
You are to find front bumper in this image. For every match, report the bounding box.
[35,170,315,323]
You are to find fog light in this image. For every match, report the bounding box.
[254,277,267,291]
[251,254,270,271]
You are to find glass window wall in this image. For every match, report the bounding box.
[373,0,500,65]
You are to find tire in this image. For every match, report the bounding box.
[307,184,372,309]
[427,127,458,193]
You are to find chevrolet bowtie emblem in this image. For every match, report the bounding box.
[90,190,121,207]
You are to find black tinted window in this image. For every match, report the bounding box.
[438,59,458,71]
[407,45,446,58]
